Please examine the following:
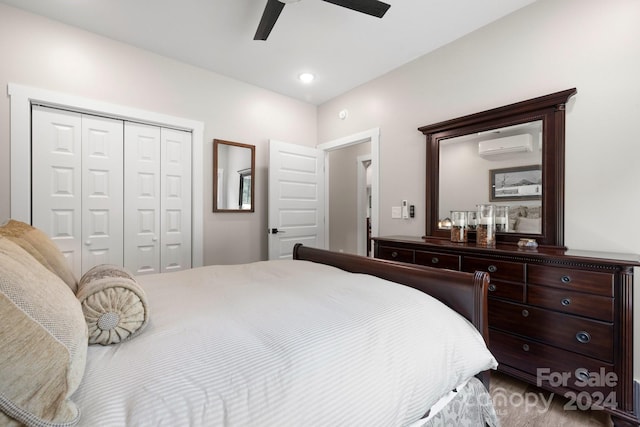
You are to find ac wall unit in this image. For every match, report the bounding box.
[478,134,533,156]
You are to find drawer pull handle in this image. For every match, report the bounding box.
[575,368,591,382]
[561,275,572,284]
[487,265,498,273]
[431,257,439,264]
[522,309,529,317]
[561,298,571,306]
[391,251,398,258]
[576,331,591,344]
[488,284,497,292]
[522,344,530,352]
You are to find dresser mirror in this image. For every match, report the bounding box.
[419,88,577,247]
[213,139,255,212]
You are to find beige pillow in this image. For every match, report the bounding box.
[516,217,541,233]
[77,264,150,345]
[0,237,88,426]
[0,219,78,293]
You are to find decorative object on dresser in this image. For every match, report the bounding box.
[373,89,640,426]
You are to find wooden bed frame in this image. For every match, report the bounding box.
[293,244,492,388]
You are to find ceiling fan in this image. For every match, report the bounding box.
[254,0,391,41]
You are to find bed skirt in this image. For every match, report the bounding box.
[421,377,500,427]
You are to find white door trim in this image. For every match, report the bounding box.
[8,83,204,267]
[316,128,379,252]
[356,154,372,256]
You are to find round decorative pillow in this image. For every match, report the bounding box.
[76,264,149,345]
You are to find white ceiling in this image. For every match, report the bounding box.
[0,0,537,105]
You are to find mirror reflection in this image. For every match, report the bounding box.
[439,120,542,234]
[213,139,255,212]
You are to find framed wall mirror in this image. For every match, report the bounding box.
[213,139,255,212]
[418,88,576,247]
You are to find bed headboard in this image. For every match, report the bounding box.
[292,244,490,342]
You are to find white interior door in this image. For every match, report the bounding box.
[81,115,124,272]
[160,127,192,272]
[32,105,83,276]
[124,122,161,274]
[268,140,325,260]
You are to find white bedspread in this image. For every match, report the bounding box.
[72,260,497,426]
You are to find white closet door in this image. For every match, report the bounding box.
[82,115,124,272]
[124,122,162,275]
[32,105,83,276]
[160,128,192,272]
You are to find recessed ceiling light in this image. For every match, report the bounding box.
[298,72,315,84]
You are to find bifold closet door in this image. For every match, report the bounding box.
[124,122,162,274]
[81,115,124,272]
[32,106,124,278]
[124,123,192,274]
[160,128,192,273]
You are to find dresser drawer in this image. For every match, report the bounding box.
[527,265,614,297]
[488,280,524,302]
[489,299,613,362]
[462,256,525,282]
[377,246,414,263]
[490,329,616,398]
[415,250,460,270]
[528,285,614,322]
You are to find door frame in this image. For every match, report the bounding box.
[8,83,205,267]
[317,128,379,255]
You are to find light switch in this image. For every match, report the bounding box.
[391,206,401,219]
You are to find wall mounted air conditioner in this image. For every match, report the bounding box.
[478,134,533,156]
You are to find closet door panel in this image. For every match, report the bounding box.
[82,115,124,273]
[161,128,192,272]
[124,122,161,274]
[32,105,83,277]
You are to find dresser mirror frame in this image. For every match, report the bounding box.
[419,88,577,247]
[213,139,255,212]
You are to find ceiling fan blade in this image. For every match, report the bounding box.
[321,0,390,18]
[254,0,286,41]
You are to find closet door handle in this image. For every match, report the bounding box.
[84,240,92,246]
[152,236,158,242]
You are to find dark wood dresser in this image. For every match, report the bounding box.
[374,236,640,426]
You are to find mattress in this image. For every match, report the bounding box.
[71,259,497,426]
